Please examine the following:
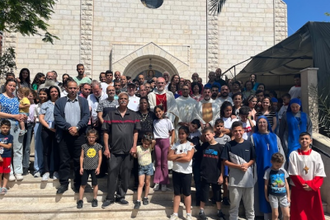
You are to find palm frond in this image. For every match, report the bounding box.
[209,0,227,15]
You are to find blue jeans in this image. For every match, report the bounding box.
[33,123,43,174]
[9,119,24,175]
[23,122,34,169]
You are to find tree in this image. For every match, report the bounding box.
[0,47,16,76]
[209,0,227,15]
[0,0,59,44]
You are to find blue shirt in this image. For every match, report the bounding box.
[0,133,13,158]
[64,96,81,127]
[204,82,222,92]
[264,167,288,196]
[40,100,56,123]
[0,94,19,120]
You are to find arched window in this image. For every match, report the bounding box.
[141,0,163,9]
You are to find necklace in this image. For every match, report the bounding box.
[301,148,311,174]
[156,94,166,106]
[140,112,149,122]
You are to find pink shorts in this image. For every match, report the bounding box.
[0,157,11,173]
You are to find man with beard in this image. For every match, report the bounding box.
[102,93,141,207]
[87,81,107,129]
[39,71,62,93]
[120,75,128,92]
[74,64,91,86]
[195,87,220,128]
[215,68,227,86]
[211,84,220,100]
[204,71,221,92]
[114,71,121,81]
[217,85,233,107]
[79,83,91,99]
[176,85,197,127]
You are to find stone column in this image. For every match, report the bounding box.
[300,67,319,133]
[207,1,219,73]
[80,0,94,76]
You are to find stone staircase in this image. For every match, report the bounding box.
[0,174,230,220]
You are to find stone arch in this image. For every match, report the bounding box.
[112,42,189,78]
[123,55,179,79]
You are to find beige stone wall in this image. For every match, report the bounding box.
[217,0,287,79]
[2,0,287,82]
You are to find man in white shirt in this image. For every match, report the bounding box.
[127,82,140,112]
[87,81,107,127]
[217,85,233,107]
[288,74,301,99]
[195,87,220,127]
[176,85,197,127]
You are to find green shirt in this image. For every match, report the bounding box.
[74,76,91,86]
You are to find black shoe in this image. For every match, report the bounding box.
[198,211,208,220]
[92,199,98,207]
[116,198,129,205]
[101,199,114,208]
[222,197,230,206]
[142,197,149,205]
[217,210,226,220]
[56,185,68,194]
[22,168,29,176]
[134,201,141,209]
[77,200,83,209]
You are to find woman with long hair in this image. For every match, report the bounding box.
[18,68,31,88]
[255,97,277,132]
[31,72,46,91]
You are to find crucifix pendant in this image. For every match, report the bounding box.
[303,165,309,174]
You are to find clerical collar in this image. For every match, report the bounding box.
[298,148,312,155]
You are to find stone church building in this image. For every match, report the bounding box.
[2,0,287,81]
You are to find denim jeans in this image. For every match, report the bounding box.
[9,119,24,175]
[23,122,34,169]
[33,122,43,174]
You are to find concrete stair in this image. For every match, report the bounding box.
[0,174,229,220]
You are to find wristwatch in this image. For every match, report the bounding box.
[76,126,79,131]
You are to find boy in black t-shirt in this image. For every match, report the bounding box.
[0,119,13,194]
[221,121,255,220]
[198,127,225,220]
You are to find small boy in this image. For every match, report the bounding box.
[277,93,291,121]
[221,121,256,220]
[198,127,225,220]
[77,129,102,209]
[0,119,13,194]
[264,152,290,220]
[288,132,326,220]
[238,106,255,140]
[134,134,154,209]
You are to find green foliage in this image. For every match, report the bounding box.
[209,0,227,15]
[0,0,59,44]
[326,12,330,17]
[0,47,16,77]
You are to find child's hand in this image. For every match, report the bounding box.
[80,168,83,175]
[217,176,223,185]
[95,168,100,175]
[287,196,291,203]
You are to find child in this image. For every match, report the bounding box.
[168,126,195,220]
[288,132,326,220]
[221,121,256,220]
[153,105,175,191]
[18,87,31,136]
[77,129,102,209]
[238,106,255,140]
[220,101,238,135]
[277,93,291,121]
[134,133,154,209]
[264,152,290,220]
[214,118,231,206]
[198,127,225,220]
[0,119,13,194]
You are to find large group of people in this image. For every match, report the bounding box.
[0,65,326,220]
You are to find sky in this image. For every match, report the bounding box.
[284,0,330,36]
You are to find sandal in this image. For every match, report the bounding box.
[1,187,7,195]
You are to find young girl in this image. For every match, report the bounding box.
[168,126,194,220]
[256,97,277,132]
[232,92,243,117]
[245,94,257,120]
[17,87,31,136]
[77,129,102,209]
[153,105,175,192]
[134,133,154,209]
[33,88,48,177]
[220,101,238,135]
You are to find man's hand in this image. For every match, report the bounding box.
[265,195,269,202]
[68,127,78,136]
[104,148,110,159]
[217,175,223,185]
[80,168,84,175]
[130,145,137,155]
[302,184,312,191]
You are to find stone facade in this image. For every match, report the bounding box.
[2,0,287,82]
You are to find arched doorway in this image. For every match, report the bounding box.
[123,55,179,79]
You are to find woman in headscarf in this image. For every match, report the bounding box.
[279,98,312,159]
[250,116,285,220]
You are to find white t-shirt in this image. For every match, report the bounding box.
[288,86,301,99]
[171,141,194,174]
[128,95,140,112]
[241,119,255,140]
[153,118,174,139]
[222,117,239,129]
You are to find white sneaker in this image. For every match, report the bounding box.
[42,172,50,181]
[169,214,179,220]
[161,184,167,192]
[53,172,59,180]
[34,172,41,178]
[15,174,24,181]
[9,174,16,181]
[153,183,160,191]
[186,214,192,220]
